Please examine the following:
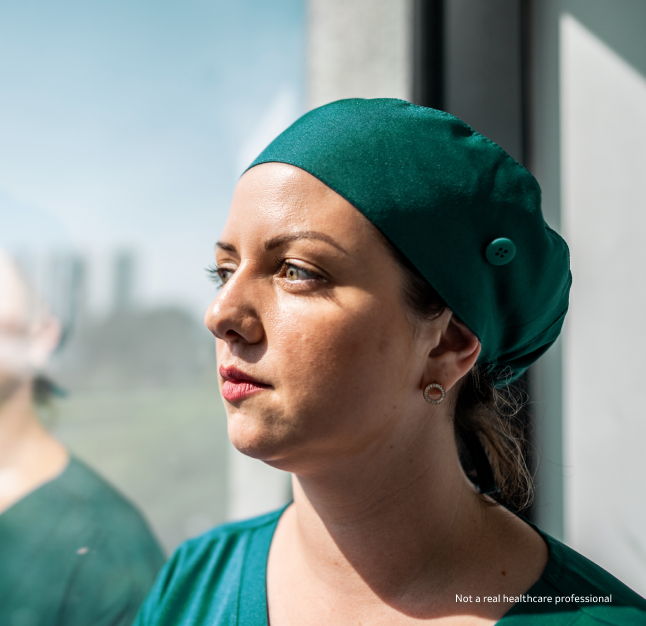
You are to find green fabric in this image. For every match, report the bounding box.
[133,508,646,625]
[0,457,165,626]
[248,98,572,381]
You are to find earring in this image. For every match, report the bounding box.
[424,383,446,405]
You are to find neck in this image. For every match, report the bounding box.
[0,378,68,512]
[267,410,549,624]
[281,412,489,604]
[0,380,41,463]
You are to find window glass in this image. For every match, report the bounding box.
[0,0,304,556]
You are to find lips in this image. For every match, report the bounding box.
[219,365,270,402]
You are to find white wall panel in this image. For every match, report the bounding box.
[308,0,411,108]
[561,11,646,593]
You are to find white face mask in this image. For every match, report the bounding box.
[0,250,58,378]
[0,333,31,377]
[0,331,53,377]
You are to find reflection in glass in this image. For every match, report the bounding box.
[0,223,165,626]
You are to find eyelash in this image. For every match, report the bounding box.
[206,263,228,289]
[205,258,322,289]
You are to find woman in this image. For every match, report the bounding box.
[135,99,646,625]
[0,239,165,626]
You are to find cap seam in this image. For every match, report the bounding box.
[403,99,538,184]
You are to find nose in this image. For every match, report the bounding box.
[204,266,265,346]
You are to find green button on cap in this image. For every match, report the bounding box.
[486,238,516,266]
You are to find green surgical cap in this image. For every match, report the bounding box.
[248,98,571,381]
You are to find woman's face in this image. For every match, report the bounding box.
[0,250,60,406]
[205,163,439,472]
[0,252,36,404]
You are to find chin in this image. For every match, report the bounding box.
[226,407,296,465]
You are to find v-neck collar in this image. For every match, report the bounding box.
[238,509,282,626]
[234,507,562,626]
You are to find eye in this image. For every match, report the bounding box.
[283,262,319,282]
[206,264,234,288]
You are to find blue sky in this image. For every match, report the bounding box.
[0,0,304,315]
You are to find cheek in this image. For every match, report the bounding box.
[215,338,224,364]
[268,296,414,415]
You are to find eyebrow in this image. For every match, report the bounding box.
[215,241,237,252]
[265,231,348,254]
[215,231,348,255]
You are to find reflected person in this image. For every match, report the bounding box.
[136,100,646,625]
[0,248,165,626]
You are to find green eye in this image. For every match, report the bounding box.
[206,264,234,288]
[284,264,316,282]
[218,268,234,284]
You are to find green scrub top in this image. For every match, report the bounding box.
[134,508,646,626]
[0,457,165,626]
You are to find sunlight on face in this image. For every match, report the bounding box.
[204,164,433,473]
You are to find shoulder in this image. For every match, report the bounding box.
[134,508,284,626]
[54,456,166,580]
[527,529,646,625]
[40,456,165,595]
[157,508,281,588]
[5,456,164,564]
[54,457,163,553]
[0,457,165,626]
[56,456,146,517]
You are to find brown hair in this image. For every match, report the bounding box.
[383,236,534,514]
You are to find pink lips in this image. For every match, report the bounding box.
[219,365,270,402]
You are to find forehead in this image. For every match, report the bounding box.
[222,163,372,243]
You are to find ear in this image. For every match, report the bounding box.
[422,310,481,394]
